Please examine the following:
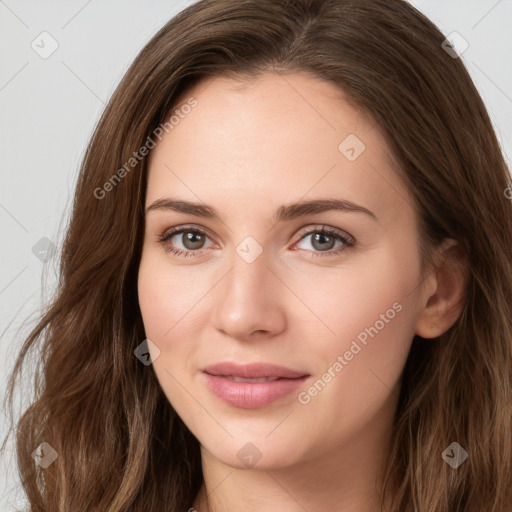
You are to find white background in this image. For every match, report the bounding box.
[1,0,511,508]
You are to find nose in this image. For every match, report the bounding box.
[211,248,288,340]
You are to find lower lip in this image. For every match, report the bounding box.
[203,373,309,409]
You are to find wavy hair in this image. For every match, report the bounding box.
[4,0,512,510]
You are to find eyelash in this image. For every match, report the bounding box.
[157,224,355,259]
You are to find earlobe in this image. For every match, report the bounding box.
[415,239,468,339]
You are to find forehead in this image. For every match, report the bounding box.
[145,72,411,224]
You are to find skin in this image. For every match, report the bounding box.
[137,71,466,512]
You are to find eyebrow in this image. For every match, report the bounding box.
[146,197,378,223]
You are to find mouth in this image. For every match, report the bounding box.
[202,361,310,409]
[203,361,309,379]
[222,376,281,383]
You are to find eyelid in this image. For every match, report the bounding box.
[295,224,355,246]
[159,223,216,242]
[159,223,353,243]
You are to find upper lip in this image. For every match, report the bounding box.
[203,362,309,379]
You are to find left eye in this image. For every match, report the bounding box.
[158,225,355,259]
[294,226,354,256]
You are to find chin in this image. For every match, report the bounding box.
[200,435,306,471]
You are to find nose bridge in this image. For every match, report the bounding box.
[212,238,287,336]
[224,241,273,305]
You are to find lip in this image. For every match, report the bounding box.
[202,362,310,409]
[203,361,308,379]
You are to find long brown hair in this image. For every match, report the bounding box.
[4,0,512,510]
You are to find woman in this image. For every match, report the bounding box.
[4,0,512,510]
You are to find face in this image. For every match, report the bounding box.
[138,71,428,470]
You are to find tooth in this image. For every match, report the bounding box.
[226,376,280,383]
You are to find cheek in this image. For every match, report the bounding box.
[292,248,420,428]
[290,247,419,352]
[298,305,413,441]
[137,254,208,341]
[137,256,204,409]
[137,252,222,402]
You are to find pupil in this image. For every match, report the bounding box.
[314,233,334,251]
[184,231,204,249]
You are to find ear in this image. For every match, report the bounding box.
[415,238,468,339]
